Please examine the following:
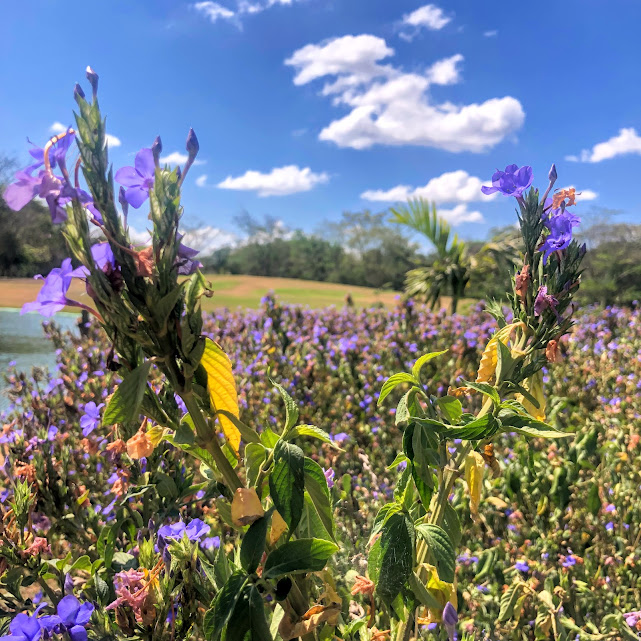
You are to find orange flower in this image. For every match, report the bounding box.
[545,340,562,364]
[107,439,127,455]
[515,264,531,300]
[126,423,155,460]
[133,246,154,278]
[14,463,36,483]
[552,187,577,209]
[351,575,376,597]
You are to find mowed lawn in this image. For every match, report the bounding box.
[1,274,407,312]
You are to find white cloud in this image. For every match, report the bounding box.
[402,4,451,30]
[437,204,484,225]
[483,30,498,37]
[50,122,120,147]
[566,127,641,163]
[192,1,235,23]
[561,185,598,202]
[218,165,329,196]
[160,151,206,166]
[49,122,68,134]
[105,134,122,148]
[182,226,238,254]
[285,35,524,152]
[195,174,208,187]
[361,169,497,204]
[426,54,463,85]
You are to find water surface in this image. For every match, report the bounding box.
[0,308,78,412]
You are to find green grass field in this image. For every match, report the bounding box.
[0,274,408,311]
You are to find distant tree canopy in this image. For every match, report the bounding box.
[0,156,68,277]
[1,148,640,308]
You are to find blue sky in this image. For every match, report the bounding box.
[2,0,641,251]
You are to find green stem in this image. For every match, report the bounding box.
[38,576,59,606]
[180,393,243,492]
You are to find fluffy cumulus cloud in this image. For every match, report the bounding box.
[217,165,329,196]
[129,224,237,254]
[50,121,121,147]
[566,128,641,163]
[361,169,497,205]
[195,174,208,187]
[192,0,301,27]
[285,34,525,152]
[401,4,451,37]
[437,204,484,225]
[160,151,205,166]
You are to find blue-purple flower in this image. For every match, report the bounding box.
[534,286,560,320]
[0,606,46,641]
[80,402,104,436]
[115,149,155,209]
[90,243,116,271]
[481,164,533,198]
[541,214,574,263]
[442,602,458,641]
[158,518,210,548]
[21,259,89,317]
[40,596,93,641]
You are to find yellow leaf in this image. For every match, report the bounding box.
[415,563,457,623]
[231,488,265,527]
[269,510,288,545]
[516,369,546,421]
[465,451,485,517]
[201,338,241,454]
[476,322,525,383]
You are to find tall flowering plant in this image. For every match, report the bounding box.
[2,69,341,641]
[369,164,585,639]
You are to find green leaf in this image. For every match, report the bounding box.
[297,493,333,541]
[409,572,442,610]
[473,548,497,582]
[248,586,272,641]
[498,583,524,623]
[204,571,249,641]
[437,396,463,425]
[289,424,339,449]
[395,389,418,426]
[415,524,456,583]
[411,349,448,380]
[70,556,92,573]
[378,373,420,406]
[445,414,499,441]
[442,503,461,548]
[504,415,572,439]
[461,380,501,406]
[269,441,305,534]
[303,458,335,539]
[374,511,415,603]
[269,377,299,433]
[103,361,152,425]
[260,428,280,448]
[240,511,272,574]
[174,420,195,446]
[245,443,267,488]
[263,538,338,579]
[386,453,409,470]
[587,483,601,516]
[216,410,261,445]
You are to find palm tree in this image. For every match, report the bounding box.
[390,198,471,314]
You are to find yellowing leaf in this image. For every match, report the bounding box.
[270,510,288,545]
[415,563,457,624]
[516,370,546,421]
[231,488,265,527]
[465,451,485,517]
[476,322,525,383]
[201,338,241,454]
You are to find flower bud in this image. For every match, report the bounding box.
[74,83,85,101]
[548,163,558,185]
[85,66,99,97]
[64,573,74,595]
[151,136,162,166]
[442,602,458,626]
[186,128,199,159]
[118,186,129,222]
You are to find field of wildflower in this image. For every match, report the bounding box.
[0,66,638,641]
[3,299,641,639]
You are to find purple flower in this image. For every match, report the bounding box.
[515,560,529,573]
[115,148,155,209]
[323,467,335,489]
[0,606,46,641]
[40,595,93,641]
[175,235,202,275]
[534,286,560,320]
[80,402,104,436]
[90,243,115,271]
[331,432,349,444]
[481,164,533,198]
[3,170,45,211]
[442,602,458,641]
[201,536,221,550]
[158,518,210,547]
[541,214,574,263]
[21,259,89,317]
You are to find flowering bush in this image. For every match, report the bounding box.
[3,67,634,641]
